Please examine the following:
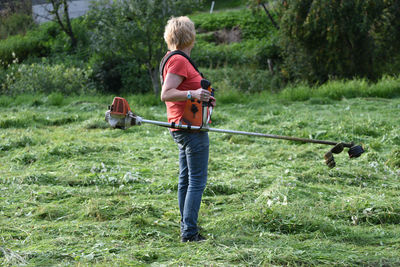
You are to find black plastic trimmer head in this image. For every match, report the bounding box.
[324,142,365,168]
[348,145,365,158]
[105,97,365,169]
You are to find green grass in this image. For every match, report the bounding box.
[1,93,400,266]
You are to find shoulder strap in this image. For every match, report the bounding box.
[159,50,204,85]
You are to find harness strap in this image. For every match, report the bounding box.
[159,50,203,85]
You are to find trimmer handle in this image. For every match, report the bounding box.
[200,79,213,107]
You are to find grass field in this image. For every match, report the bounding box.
[1,93,400,266]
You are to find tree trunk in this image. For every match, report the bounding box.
[260,2,279,30]
[148,67,160,96]
[48,0,77,49]
[62,0,77,49]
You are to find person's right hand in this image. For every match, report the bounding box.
[192,88,211,102]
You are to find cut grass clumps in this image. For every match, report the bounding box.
[0,114,83,129]
[386,148,400,169]
[12,152,38,165]
[46,143,106,158]
[254,207,336,235]
[83,118,109,129]
[84,198,160,221]
[0,136,35,152]
[329,201,400,226]
[1,94,400,266]
[35,204,69,221]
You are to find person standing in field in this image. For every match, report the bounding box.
[160,16,215,242]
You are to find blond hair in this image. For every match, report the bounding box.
[164,16,196,50]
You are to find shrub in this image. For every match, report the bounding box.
[0,13,35,39]
[280,0,400,83]
[192,9,276,40]
[88,53,150,94]
[48,92,64,106]
[0,22,59,67]
[0,34,47,67]
[1,61,94,95]
[193,38,280,69]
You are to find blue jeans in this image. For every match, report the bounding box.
[171,130,209,238]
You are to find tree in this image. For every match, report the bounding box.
[88,0,202,95]
[279,0,400,83]
[0,0,34,39]
[45,0,77,49]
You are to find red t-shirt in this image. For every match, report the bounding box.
[162,52,202,129]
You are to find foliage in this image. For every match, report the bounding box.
[1,59,94,95]
[192,9,277,40]
[203,67,283,93]
[0,16,90,67]
[1,94,400,265]
[86,0,202,94]
[279,0,400,83]
[191,8,281,71]
[0,28,51,67]
[48,17,90,56]
[279,75,400,101]
[0,12,35,40]
[44,0,78,49]
[193,37,280,69]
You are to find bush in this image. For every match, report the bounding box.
[0,13,35,39]
[0,34,47,68]
[88,53,150,94]
[1,60,94,95]
[0,18,91,68]
[0,22,59,67]
[280,0,400,83]
[193,38,280,69]
[192,9,276,40]
[48,17,90,56]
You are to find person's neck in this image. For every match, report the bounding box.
[177,47,191,57]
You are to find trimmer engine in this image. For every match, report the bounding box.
[109,97,131,118]
[105,97,141,129]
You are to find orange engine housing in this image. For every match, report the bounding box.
[180,81,213,127]
[110,97,131,117]
[181,98,203,126]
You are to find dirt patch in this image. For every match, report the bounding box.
[214,26,241,44]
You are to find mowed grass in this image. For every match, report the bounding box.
[1,93,400,266]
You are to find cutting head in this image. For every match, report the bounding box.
[324,151,336,168]
[324,143,364,168]
[348,145,364,158]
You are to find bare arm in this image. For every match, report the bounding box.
[161,73,212,102]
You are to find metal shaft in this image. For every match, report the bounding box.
[141,119,354,148]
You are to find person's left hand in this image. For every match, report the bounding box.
[209,96,216,107]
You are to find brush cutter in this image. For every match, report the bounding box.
[105,97,364,168]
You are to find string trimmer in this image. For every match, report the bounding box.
[105,86,364,168]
